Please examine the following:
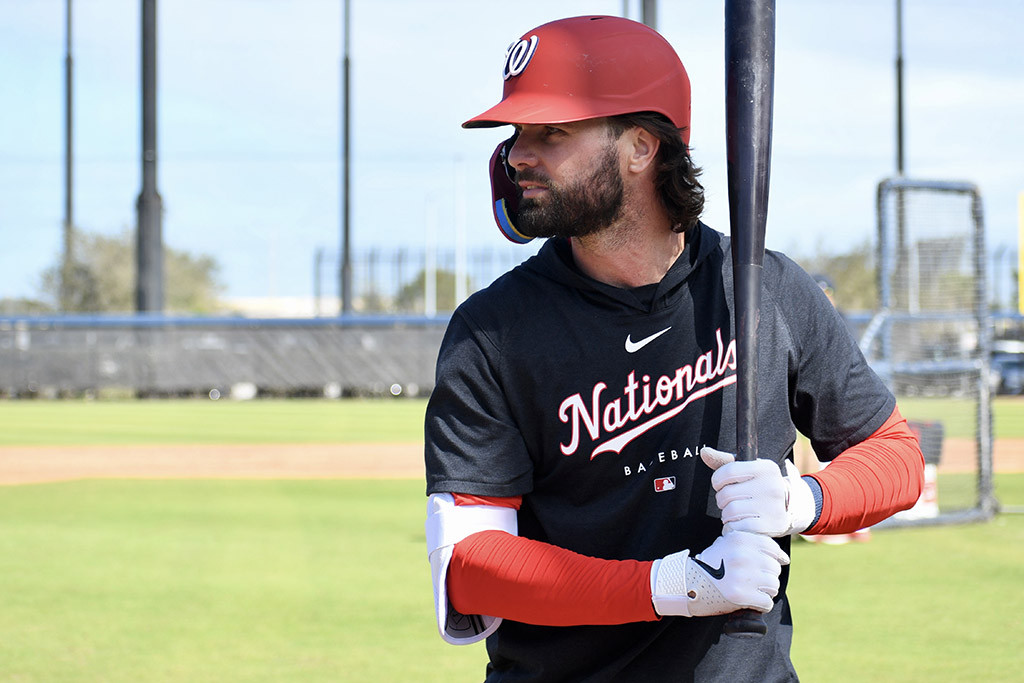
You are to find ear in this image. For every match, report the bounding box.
[624,126,660,175]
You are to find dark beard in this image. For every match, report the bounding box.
[515,144,624,239]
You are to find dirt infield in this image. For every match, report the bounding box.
[0,443,426,485]
[0,438,1021,485]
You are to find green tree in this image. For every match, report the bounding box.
[794,240,877,312]
[394,268,469,313]
[0,297,52,315]
[39,229,224,314]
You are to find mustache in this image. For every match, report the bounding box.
[514,170,550,186]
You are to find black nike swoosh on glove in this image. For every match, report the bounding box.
[692,557,726,580]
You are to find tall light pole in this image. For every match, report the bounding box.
[642,0,657,29]
[136,0,164,312]
[894,0,908,299]
[622,0,657,27]
[61,0,74,311]
[340,0,353,315]
[895,0,905,175]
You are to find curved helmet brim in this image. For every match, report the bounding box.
[462,90,687,132]
[462,92,611,129]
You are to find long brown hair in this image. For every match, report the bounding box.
[608,112,705,237]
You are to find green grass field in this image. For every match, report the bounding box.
[0,477,1021,682]
[1,395,1023,445]
[0,398,429,445]
[897,395,1024,439]
[0,397,1021,681]
[0,479,482,682]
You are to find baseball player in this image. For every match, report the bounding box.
[424,16,924,681]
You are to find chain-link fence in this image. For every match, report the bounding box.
[0,315,447,399]
[312,244,542,316]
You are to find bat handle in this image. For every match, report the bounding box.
[723,609,767,638]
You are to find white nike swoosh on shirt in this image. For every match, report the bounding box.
[624,327,672,353]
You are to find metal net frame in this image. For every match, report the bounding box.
[863,177,998,527]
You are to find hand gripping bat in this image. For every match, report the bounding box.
[724,0,776,638]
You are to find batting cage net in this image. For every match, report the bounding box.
[862,177,998,526]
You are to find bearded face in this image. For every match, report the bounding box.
[515,140,625,239]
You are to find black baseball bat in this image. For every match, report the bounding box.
[723,0,775,638]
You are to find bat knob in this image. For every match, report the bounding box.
[723,609,767,638]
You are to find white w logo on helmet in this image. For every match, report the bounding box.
[503,35,539,80]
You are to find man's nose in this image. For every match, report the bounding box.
[506,135,537,170]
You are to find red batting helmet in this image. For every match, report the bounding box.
[463,15,692,144]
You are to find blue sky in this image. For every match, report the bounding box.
[1,0,1021,302]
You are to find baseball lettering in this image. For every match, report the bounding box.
[623,445,702,477]
[559,328,736,459]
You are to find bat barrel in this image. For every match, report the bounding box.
[733,261,762,462]
[725,0,774,459]
[724,0,776,639]
[725,0,774,272]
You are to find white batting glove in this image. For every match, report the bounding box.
[701,446,817,537]
[650,531,790,618]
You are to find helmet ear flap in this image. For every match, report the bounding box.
[489,132,533,244]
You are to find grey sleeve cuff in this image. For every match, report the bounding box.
[802,475,823,528]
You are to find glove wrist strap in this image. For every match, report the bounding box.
[650,551,693,618]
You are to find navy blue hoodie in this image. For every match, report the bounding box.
[426,223,894,682]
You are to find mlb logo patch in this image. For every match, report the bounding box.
[654,477,676,492]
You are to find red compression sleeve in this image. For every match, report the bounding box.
[804,407,925,534]
[448,530,658,626]
[452,493,522,509]
[447,494,657,626]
